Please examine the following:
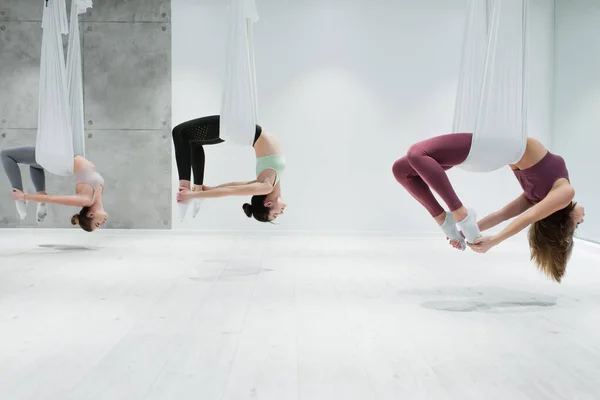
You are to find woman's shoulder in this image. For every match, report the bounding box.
[526,137,551,155]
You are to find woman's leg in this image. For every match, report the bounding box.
[172,116,223,189]
[0,146,46,220]
[392,133,479,246]
[172,123,194,221]
[1,146,32,191]
[28,161,48,223]
[189,142,206,218]
[29,165,46,194]
[1,146,47,193]
[172,123,193,190]
[171,116,223,220]
[190,142,206,187]
[393,134,472,218]
[392,156,447,220]
[405,133,472,220]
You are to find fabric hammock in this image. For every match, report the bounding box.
[67,0,92,162]
[219,0,259,147]
[453,0,529,172]
[36,0,91,176]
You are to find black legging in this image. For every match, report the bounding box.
[172,115,262,185]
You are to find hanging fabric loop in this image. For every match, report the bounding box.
[36,0,73,176]
[452,0,489,135]
[219,0,259,147]
[67,0,93,159]
[36,0,92,176]
[454,0,529,173]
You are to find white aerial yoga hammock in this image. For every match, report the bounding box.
[36,0,92,176]
[219,0,260,147]
[453,0,529,173]
[67,0,92,164]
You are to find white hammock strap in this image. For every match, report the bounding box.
[36,0,74,176]
[36,0,92,176]
[454,0,529,173]
[219,0,260,147]
[452,0,488,133]
[521,0,528,137]
[75,0,93,14]
[41,0,69,33]
[67,0,93,158]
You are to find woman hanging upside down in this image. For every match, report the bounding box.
[173,115,287,222]
[392,133,585,282]
[1,147,108,232]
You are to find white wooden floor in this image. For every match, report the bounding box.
[0,229,599,400]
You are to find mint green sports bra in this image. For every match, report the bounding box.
[256,154,286,186]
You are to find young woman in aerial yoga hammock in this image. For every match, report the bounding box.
[392,134,584,282]
[1,147,108,232]
[1,0,106,231]
[173,115,287,222]
[392,0,585,282]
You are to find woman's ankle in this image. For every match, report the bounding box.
[451,206,468,223]
[434,211,447,225]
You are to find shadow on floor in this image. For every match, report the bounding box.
[417,286,558,313]
[38,244,96,252]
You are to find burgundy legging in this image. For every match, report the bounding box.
[392,133,472,217]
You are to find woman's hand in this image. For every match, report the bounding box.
[468,236,498,253]
[12,189,25,201]
[176,188,193,203]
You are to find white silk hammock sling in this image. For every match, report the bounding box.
[219,0,260,146]
[35,0,92,176]
[453,0,529,172]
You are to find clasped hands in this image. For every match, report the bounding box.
[176,185,212,203]
[449,233,497,254]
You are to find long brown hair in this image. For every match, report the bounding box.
[528,202,577,282]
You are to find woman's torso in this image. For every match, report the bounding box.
[74,156,105,204]
[253,131,286,186]
[510,138,570,202]
[253,131,282,157]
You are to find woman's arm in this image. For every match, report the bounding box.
[210,181,258,189]
[23,192,91,207]
[488,185,575,246]
[477,193,533,232]
[182,181,272,200]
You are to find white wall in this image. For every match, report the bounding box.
[553,0,600,243]
[172,0,555,233]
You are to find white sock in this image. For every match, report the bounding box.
[178,202,189,222]
[15,200,27,220]
[440,212,466,251]
[37,203,48,224]
[192,188,203,218]
[456,208,482,244]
